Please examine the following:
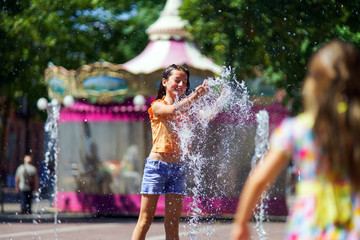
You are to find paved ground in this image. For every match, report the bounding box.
[0,200,286,239]
[0,218,285,240]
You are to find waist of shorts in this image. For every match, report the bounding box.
[145,158,185,167]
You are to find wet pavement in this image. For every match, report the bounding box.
[0,218,285,240]
[0,199,286,239]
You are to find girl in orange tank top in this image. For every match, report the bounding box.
[131,64,210,240]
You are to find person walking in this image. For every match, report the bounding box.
[15,155,38,214]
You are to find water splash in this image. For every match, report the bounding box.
[251,110,269,168]
[174,67,254,239]
[45,101,60,240]
[251,110,270,240]
[33,101,60,239]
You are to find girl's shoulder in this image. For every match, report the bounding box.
[270,112,315,155]
[278,112,314,130]
[148,99,167,119]
[271,113,314,144]
[150,99,166,108]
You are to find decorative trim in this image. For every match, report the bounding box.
[45,62,139,104]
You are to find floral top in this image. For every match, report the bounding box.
[270,113,360,239]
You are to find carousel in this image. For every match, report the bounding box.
[44,0,224,215]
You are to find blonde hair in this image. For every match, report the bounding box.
[309,40,360,189]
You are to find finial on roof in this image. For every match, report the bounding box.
[146,0,189,41]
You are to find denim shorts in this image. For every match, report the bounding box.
[140,158,186,195]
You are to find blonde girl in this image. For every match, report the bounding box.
[231,40,360,239]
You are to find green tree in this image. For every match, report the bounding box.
[180,0,360,112]
[0,0,165,162]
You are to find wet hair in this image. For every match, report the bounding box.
[156,64,191,100]
[310,40,360,188]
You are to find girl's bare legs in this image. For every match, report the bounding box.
[131,194,160,240]
[164,193,184,240]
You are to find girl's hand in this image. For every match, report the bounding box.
[173,79,209,114]
[195,80,209,97]
[231,223,251,240]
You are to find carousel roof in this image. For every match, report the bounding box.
[45,0,222,105]
[123,40,222,75]
[122,0,222,75]
[146,0,189,41]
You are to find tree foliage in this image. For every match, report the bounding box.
[1,0,360,160]
[1,0,165,107]
[0,0,165,158]
[180,0,360,112]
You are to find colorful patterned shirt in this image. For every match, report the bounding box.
[270,113,360,240]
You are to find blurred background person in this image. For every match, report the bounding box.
[15,155,38,214]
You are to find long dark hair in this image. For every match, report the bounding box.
[156,64,191,100]
[311,40,360,189]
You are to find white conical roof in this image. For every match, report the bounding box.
[123,40,222,75]
[123,0,222,75]
[146,0,189,41]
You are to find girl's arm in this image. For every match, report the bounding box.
[152,80,209,116]
[231,148,290,240]
[199,85,228,121]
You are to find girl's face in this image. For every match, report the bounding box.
[163,69,188,99]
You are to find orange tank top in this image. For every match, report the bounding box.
[148,99,182,153]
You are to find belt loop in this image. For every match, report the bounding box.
[146,158,154,166]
